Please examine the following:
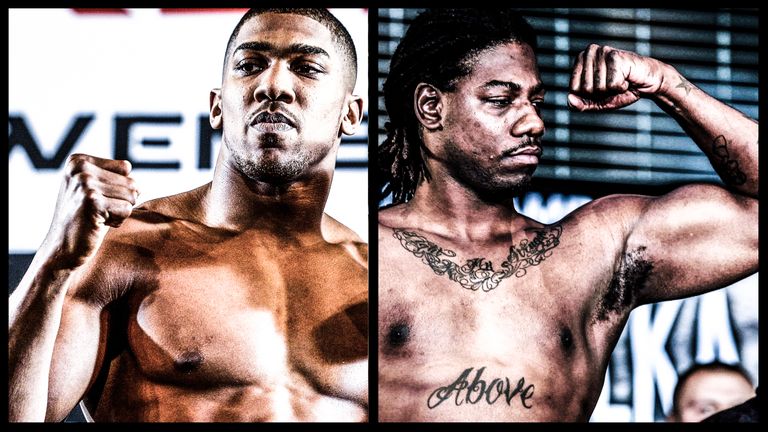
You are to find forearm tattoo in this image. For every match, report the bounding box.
[712,135,747,185]
[392,225,562,292]
[427,366,534,409]
[675,76,693,96]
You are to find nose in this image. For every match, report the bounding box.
[254,62,296,104]
[511,103,545,138]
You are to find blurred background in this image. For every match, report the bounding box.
[377,8,758,422]
[8,7,368,421]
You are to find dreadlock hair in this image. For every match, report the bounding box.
[379,9,538,205]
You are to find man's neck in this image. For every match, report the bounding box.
[202,155,332,239]
[405,174,528,242]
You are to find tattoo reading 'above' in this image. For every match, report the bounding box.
[427,366,534,409]
[392,225,562,292]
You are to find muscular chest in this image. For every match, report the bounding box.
[120,239,367,395]
[379,263,583,363]
[378,222,621,358]
[377,224,620,419]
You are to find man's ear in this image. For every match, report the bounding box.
[209,88,222,130]
[340,94,364,136]
[414,83,444,130]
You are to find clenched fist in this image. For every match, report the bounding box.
[568,44,670,111]
[45,154,140,269]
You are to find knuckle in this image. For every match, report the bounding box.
[120,200,134,213]
[112,202,133,220]
[126,177,137,190]
[66,156,89,177]
[83,187,100,200]
[67,153,85,164]
[74,172,94,188]
[82,189,102,209]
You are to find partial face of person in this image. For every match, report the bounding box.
[675,370,755,422]
[215,13,351,183]
[437,42,545,197]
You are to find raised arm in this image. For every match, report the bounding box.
[569,44,758,303]
[8,154,138,421]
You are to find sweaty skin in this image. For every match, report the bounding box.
[377,42,757,422]
[9,12,367,422]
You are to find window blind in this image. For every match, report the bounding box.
[377,8,758,196]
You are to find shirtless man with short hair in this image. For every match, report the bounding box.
[667,362,755,422]
[9,8,368,422]
[377,9,757,422]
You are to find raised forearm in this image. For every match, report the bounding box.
[8,248,77,422]
[653,65,758,197]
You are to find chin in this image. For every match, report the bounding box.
[251,164,305,184]
[475,174,533,201]
[234,153,306,184]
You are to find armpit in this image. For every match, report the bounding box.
[596,247,653,321]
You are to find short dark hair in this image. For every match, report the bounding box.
[379,9,538,205]
[223,8,357,91]
[671,361,754,416]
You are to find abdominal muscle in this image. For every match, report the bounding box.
[91,359,366,422]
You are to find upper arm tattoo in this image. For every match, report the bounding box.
[712,135,747,186]
[392,225,563,292]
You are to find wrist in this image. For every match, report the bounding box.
[651,63,686,107]
[36,237,89,276]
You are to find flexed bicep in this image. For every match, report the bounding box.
[624,184,757,305]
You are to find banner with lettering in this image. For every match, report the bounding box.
[9,8,369,252]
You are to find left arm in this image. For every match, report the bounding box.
[569,44,758,303]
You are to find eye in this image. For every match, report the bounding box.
[234,59,266,75]
[531,99,544,113]
[697,405,717,416]
[292,62,324,78]
[484,97,512,107]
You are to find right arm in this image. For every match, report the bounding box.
[8,154,138,421]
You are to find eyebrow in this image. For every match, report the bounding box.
[234,41,330,59]
[482,80,545,95]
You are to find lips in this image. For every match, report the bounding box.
[497,145,542,167]
[503,146,542,158]
[250,111,296,132]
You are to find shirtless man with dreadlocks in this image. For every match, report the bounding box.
[377,9,758,422]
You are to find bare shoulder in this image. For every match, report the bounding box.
[378,205,415,256]
[322,213,363,243]
[68,189,203,304]
[321,213,368,269]
[558,193,653,237]
[108,190,198,241]
[378,203,406,229]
